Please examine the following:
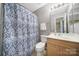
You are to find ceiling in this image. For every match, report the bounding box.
[20,3,47,12]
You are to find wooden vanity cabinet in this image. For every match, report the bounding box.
[47,38,79,56]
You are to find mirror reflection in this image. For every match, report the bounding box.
[50,3,79,33]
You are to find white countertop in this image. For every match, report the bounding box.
[45,33,79,43]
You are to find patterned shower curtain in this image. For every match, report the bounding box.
[3,3,39,56]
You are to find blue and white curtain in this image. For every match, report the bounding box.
[3,3,39,56]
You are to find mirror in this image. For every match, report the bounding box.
[56,17,64,33]
[50,3,79,33]
[50,3,69,33]
[69,3,79,33]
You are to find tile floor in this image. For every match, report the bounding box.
[32,50,46,56]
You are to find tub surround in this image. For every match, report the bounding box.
[46,33,79,56]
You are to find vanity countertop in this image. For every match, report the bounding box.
[45,33,79,43]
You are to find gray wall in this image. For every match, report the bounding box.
[34,4,52,35]
[0,3,3,55]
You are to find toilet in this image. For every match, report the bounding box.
[35,35,47,56]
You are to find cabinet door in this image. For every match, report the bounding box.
[60,47,69,56]
[47,44,61,56]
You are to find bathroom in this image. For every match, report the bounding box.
[0,3,79,56]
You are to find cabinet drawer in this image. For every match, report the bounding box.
[47,38,79,48]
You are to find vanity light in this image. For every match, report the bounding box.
[51,3,65,9]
